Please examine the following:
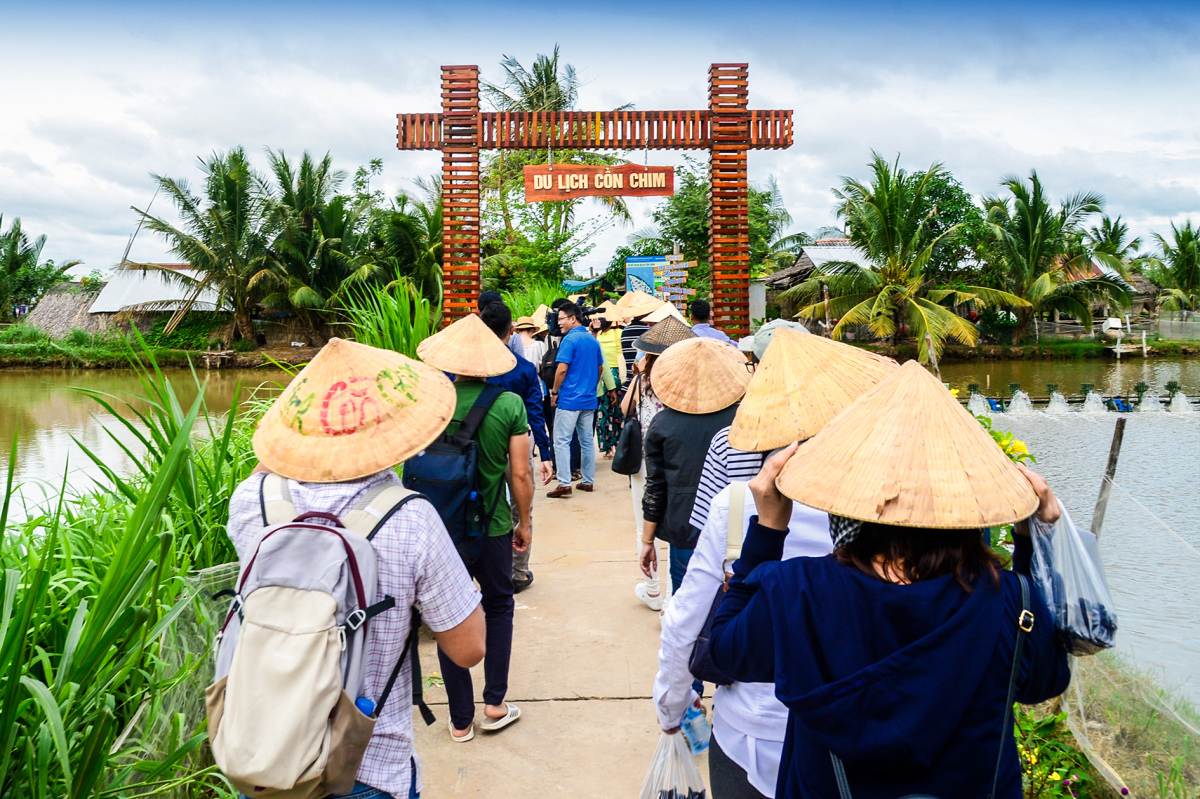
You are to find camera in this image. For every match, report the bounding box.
[544,304,601,337]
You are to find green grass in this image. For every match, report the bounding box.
[500,278,566,320]
[0,331,265,797]
[341,280,442,359]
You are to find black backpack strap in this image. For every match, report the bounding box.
[450,383,505,447]
[375,607,435,723]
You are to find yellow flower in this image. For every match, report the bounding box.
[1051,772,1062,781]
[950,388,960,398]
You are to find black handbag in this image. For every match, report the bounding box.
[829,573,1036,799]
[688,481,747,686]
[611,376,644,476]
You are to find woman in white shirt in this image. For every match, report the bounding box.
[654,481,831,797]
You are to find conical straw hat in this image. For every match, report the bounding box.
[417,313,517,377]
[253,338,456,483]
[618,291,665,318]
[598,300,629,324]
[728,330,898,452]
[514,316,537,331]
[644,302,687,324]
[653,337,751,414]
[532,304,550,335]
[634,315,697,354]
[778,360,1039,529]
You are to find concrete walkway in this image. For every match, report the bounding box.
[413,461,708,796]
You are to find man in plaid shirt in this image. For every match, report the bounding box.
[228,338,485,799]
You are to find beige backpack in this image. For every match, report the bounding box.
[206,474,422,799]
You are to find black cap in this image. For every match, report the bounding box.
[477,290,503,310]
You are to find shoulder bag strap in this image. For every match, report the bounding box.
[344,483,421,540]
[259,472,296,526]
[828,573,1034,799]
[725,481,747,570]
[989,573,1034,799]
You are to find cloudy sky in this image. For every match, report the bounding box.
[3,0,1199,277]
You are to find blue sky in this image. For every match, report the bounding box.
[2,1,1199,275]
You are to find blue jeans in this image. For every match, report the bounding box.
[668,544,695,594]
[245,772,417,799]
[553,408,595,487]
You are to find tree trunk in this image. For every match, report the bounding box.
[234,310,255,344]
[1011,308,1032,345]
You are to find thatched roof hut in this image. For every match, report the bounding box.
[24,283,109,338]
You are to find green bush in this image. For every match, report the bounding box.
[232,338,255,352]
[144,313,229,350]
[63,327,96,346]
[0,323,49,344]
[343,280,441,358]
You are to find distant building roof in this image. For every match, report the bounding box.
[765,241,870,290]
[88,265,227,314]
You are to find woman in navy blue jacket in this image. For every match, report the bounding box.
[710,361,1072,799]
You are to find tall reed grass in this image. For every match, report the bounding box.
[342,280,442,358]
[0,333,265,797]
[500,278,567,320]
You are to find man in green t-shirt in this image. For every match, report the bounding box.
[417,314,532,741]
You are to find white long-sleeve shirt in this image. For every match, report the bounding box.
[653,483,832,796]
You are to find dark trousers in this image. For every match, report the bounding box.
[438,534,514,730]
[709,732,769,799]
[544,393,582,472]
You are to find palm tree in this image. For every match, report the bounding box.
[262,151,379,332]
[781,153,1026,361]
[1086,215,1143,259]
[0,216,77,317]
[134,148,273,341]
[755,177,812,275]
[1146,221,1200,315]
[481,47,632,253]
[373,176,444,304]
[983,172,1131,343]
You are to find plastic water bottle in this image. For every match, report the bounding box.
[355,697,375,717]
[680,703,711,754]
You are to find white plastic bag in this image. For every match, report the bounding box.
[637,731,707,799]
[1029,506,1118,656]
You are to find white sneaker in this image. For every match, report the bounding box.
[634,581,663,611]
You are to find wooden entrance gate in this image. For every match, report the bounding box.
[396,63,793,335]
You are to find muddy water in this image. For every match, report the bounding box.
[0,368,285,505]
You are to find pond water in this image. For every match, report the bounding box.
[978,410,1200,705]
[0,368,285,508]
[939,358,1200,397]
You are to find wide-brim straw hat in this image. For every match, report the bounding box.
[728,330,898,452]
[653,337,751,415]
[618,291,665,318]
[253,338,456,483]
[416,313,517,377]
[644,302,688,324]
[778,360,1039,529]
[634,315,697,354]
[514,316,537,331]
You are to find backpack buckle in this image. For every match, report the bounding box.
[1018,609,1035,633]
[345,609,367,632]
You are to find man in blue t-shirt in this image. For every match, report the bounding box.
[547,302,603,497]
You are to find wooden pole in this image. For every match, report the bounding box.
[925,333,942,381]
[1091,417,1127,537]
[823,284,831,337]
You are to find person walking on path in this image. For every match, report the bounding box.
[548,302,604,498]
[653,328,896,797]
[478,290,526,362]
[688,300,735,345]
[710,361,1071,799]
[540,299,583,481]
[639,338,751,595]
[618,291,665,382]
[515,315,547,366]
[227,338,486,799]
[416,315,533,742]
[480,302,554,593]
[593,314,626,458]
[688,326,897,536]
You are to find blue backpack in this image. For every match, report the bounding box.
[402,384,504,566]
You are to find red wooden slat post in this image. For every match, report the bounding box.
[440,65,481,325]
[708,64,751,337]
